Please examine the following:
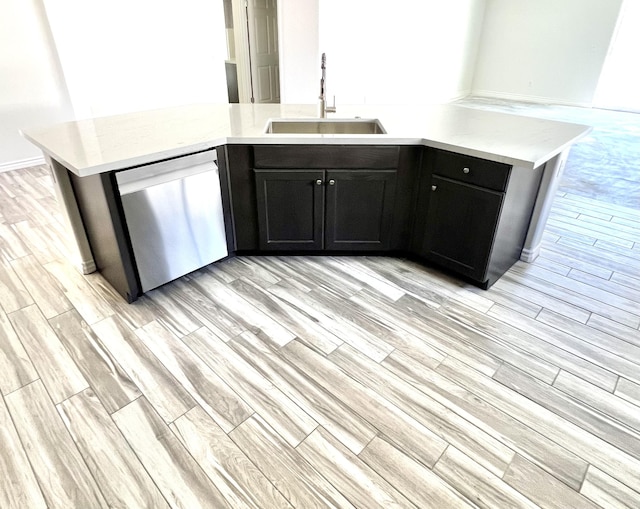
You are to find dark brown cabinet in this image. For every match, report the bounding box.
[254,168,397,251]
[417,149,543,288]
[422,175,503,282]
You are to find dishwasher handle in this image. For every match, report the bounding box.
[116,150,217,196]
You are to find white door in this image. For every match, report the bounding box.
[247,0,280,103]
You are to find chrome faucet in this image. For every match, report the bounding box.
[319,53,336,118]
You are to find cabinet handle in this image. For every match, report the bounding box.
[315,179,323,186]
[431,185,437,191]
[462,167,470,174]
[329,179,336,186]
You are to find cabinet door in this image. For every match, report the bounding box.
[423,176,504,282]
[254,170,324,250]
[325,170,397,251]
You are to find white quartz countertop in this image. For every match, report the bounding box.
[21,103,591,177]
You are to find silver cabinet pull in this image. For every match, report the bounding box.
[462,167,470,174]
[329,179,336,185]
[431,185,437,191]
[315,179,323,186]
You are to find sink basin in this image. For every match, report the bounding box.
[264,118,386,135]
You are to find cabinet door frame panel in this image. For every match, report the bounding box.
[254,169,325,250]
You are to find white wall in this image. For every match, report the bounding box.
[594,0,640,112]
[278,0,320,103]
[43,0,229,119]
[472,0,623,106]
[317,0,487,105]
[0,0,73,170]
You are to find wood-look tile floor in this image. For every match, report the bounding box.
[1,164,640,508]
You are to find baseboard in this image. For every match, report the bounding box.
[469,90,592,108]
[0,156,46,173]
[520,244,541,263]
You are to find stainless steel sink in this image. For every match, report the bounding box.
[264,118,386,135]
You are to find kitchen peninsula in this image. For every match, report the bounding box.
[22,103,590,301]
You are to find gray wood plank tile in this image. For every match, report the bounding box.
[92,315,195,422]
[244,255,316,292]
[326,256,407,301]
[49,310,140,413]
[212,255,281,288]
[283,256,364,298]
[113,396,232,508]
[229,276,343,354]
[469,282,543,318]
[171,405,293,509]
[502,454,600,509]
[494,271,591,324]
[548,237,640,281]
[581,465,640,509]
[146,284,203,337]
[280,340,448,468]
[8,305,88,403]
[0,256,33,313]
[568,267,640,304]
[508,263,640,328]
[297,427,418,509]
[0,395,47,509]
[350,289,447,369]
[587,313,640,348]
[536,308,640,366]
[615,378,640,407]
[393,293,556,382]
[84,272,157,330]
[382,349,587,490]
[433,446,539,509]
[192,270,296,347]
[9,254,71,319]
[230,330,378,454]
[441,299,618,392]
[359,435,474,508]
[0,222,30,261]
[11,220,65,265]
[491,305,640,386]
[183,327,317,446]
[230,415,357,508]
[169,276,247,341]
[0,308,38,395]
[44,259,113,325]
[438,357,640,493]
[304,285,398,361]
[538,249,614,280]
[554,370,640,433]
[268,282,393,361]
[135,320,253,432]
[495,363,640,460]
[330,343,515,477]
[57,389,169,508]
[5,381,108,508]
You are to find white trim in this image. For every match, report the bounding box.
[0,156,46,173]
[520,244,541,263]
[470,90,592,108]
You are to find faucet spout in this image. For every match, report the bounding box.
[319,53,336,118]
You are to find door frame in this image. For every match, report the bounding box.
[231,0,280,103]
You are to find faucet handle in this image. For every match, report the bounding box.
[326,95,337,114]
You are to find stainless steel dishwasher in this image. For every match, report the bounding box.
[115,150,228,292]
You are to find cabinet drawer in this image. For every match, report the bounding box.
[432,150,511,191]
[253,145,399,169]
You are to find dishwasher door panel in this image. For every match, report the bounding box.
[119,164,227,292]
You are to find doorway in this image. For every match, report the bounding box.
[223,0,280,104]
[593,0,640,113]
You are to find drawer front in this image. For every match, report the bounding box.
[253,145,399,169]
[432,150,511,191]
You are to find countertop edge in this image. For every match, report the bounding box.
[27,131,592,177]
